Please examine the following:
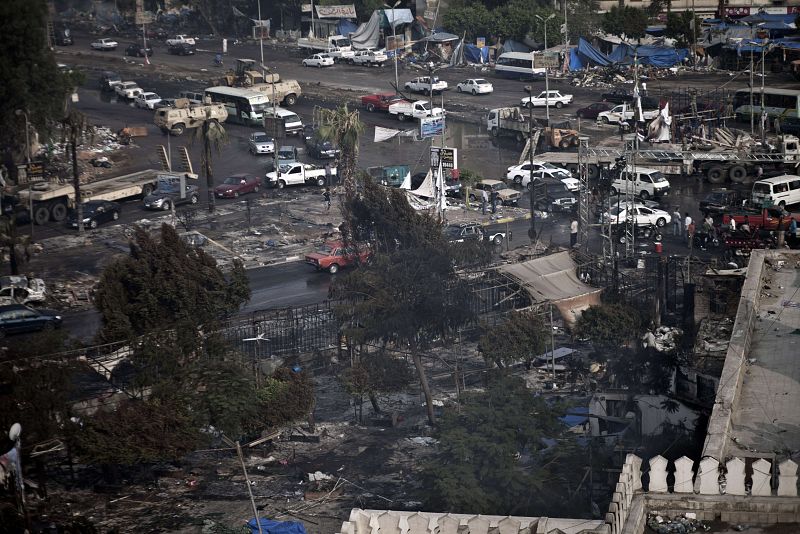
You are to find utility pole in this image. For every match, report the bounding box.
[15,110,33,240]
[257,0,264,67]
[760,40,767,144]
[528,89,537,241]
[563,0,568,73]
[384,1,401,94]
[536,14,555,123]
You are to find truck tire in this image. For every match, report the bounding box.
[50,201,68,222]
[284,94,297,106]
[588,165,599,180]
[141,183,154,197]
[170,123,185,136]
[316,177,325,186]
[490,127,499,137]
[328,263,339,274]
[601,116,610,124]
[729,165,747,183]
[367,103,376,112]
[610,186,618,196]
[397,113,407,122]
[513,175,524,185]
[34,205,50,225]
[278,180,286,189]
[559,138,571,149]
[707,165,726,184]
[565,163,579,177]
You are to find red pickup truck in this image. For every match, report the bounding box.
[304,241,371,274]
[361,92,407,113]
[722,208,800,231]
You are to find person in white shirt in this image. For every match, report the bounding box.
[570,219,578,247]
[728,215,736,233]
[684,213,692,244]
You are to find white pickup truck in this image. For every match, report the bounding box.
[388,100,444,122]
[166,34,196,46]
[404,76,448,94]
[326,46,355,61]
[598,104,659,125]
[520,90,573,109]
[351,49,388,66]
[266,163,337,188]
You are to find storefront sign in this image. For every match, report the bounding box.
[315,5,356,18]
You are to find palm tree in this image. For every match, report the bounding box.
[0,216,31,275]
[62,110,93,238]
[318,104,364,200]
[190,110,228,213]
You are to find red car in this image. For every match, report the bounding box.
[576,102,613,120]
[361,92,406,113]
[214,173,261,198]
[722,208,800,231]
[304,241,371,274]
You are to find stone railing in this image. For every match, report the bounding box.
[337,510,607,534]
[606,453,800,534]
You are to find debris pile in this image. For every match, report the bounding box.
[693,317,734,357]
[48,275,98,309]
[647,513,710,533]
[643,326,683,352]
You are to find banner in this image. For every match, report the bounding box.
[315,4,357,18]
[374,126,401,142]
[430,147,457,170]
[420,116,444,138]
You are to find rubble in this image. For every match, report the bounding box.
[643,326,683,352]
[647,512,710,533]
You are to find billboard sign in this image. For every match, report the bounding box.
[420,116,444,138]
[430,147,457,170]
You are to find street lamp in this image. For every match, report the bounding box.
[15,109,34,239]
[384,1,401,95]
[525,86,537,241]
[257,0,264,67]
[535,13,555,123]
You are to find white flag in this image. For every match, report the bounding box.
[374,126,402,142]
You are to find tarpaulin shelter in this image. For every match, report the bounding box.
[740,13,796,25]
[424,32,460,43]
[383,8,413,28]
[608,43,688,67]
[337,19,358,36]
[569,37,612,70]
[247,518,308,534]
[349,10,381,49]
[463,44,489,63]
[501,39,532,54]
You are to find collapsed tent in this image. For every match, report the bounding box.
[337,18,358,36]
[463,44,489,64]
[569,37,612,70]
[349,10,381,49]
[608,43,688,67]
[501,39,532,54]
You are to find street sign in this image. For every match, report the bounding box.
[27,161,45,181]
[157,172,187,198]
[476,37,486,48]
[420,116,444,138]
[430,147,457,170]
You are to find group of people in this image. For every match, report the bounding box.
[671,206,799,250]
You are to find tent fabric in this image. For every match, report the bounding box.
[247,518,308,534]
[501,39,532,54]
[337,18,358,36]
[496,251,600,304]
[574,37,612,67]
[608,43,688,67]
[382,8,413,28]
[463,44,489,64]
[349,11,381,49]
[569,47,584,71]
[425,32,460,42]
[741,13,796,25]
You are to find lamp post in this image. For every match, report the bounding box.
[535,14,556,123]
[525,86,537,241]
[15,109,33,239]
[384,1,401,95]
[257,0,264,67]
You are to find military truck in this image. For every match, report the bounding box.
[153,99,228,136]
[217,59,301,106]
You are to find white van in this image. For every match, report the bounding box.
[263,106,304,136]
[751,174,800,208]
[611,166,671,200]
[179,90,205,105]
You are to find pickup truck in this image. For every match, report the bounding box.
[388,100,444,122]
[404,76,448,94]
[351,49,388,66]
[326,46,355,61]
[115,81,143,100]
[520,90,573,109]
[143,184,200,210]
[362,92,406,112]
[266,163,337,188]
[91,38,118,51]
[722,207,800,231]
[598,104,659,125]
[166,34,196,46]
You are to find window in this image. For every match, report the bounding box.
[789,180,800,191]
[774,183,789,193]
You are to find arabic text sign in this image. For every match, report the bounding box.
[430,147,457,170]
[315,4,356,18]
[420,116,444,138]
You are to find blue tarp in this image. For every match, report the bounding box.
[248,519,308,534]
[337,18,358,36]
[574,37,612,67]
[463,44,489,64]
[569,47,583,71]
[741,13,796,25]
[608,43,688,67]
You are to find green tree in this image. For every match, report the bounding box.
[478,310,548,369]
[441,3,495,42]
[191,109,229,213]
[574,303,642,351]
[665,11,700,48]
[568,0,601,44]
[0,216,30,275]
[601,6,649,39]
[0,0,74,168]
[93,224,250,343]
[340,349,413,422]
[319,104,364,203]
[257,367,316,428]
[61,110,93,238]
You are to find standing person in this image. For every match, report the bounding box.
[672,207,682,236]
[570,219,578,248]
[490,190,497,214]
[740,216,750,235]
[481,188,488,215]
[687,220,696,248]
[728,214,736,233]
[619,121,626,140]
[323,188,331,212]
[790,217,798,239]
[684,212,693,244]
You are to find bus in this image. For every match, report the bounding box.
[203,86,270,126]
[733,87,800,121]
[494,51,547,80]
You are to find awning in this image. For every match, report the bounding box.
[496,251,602,325]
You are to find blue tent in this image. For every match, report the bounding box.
[337,19,358,36]
[740,13,796,25]
[248,519,308,534]
[608,43,688,67]
[463,44,489,64]
[572,37,612,69]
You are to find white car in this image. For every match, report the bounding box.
[506,161,571,185]
[166,34,196,46]
[456,79,493,95]
[405,76,448,94]
[115,81,142,99]
[135,92,162,109]
[248,132,275,155]
[303,54,334,68]
[520,90,573,109]
[91,38,118,51]
[603,204,671,227]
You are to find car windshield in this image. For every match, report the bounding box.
[609,206,624,216]
[474,79,488,84]
[251,103,268,113]
[253,134,271,143]
[223,177,244,185]
[419,103,431,111]
[541,163,560,170]
[284,113,301,123]
[649,172,667,183]
[317,244,335,254]
[278,150,294,158]
[146,94,159,100]
[752,183,771,193]
[445,226,462,237]
[277,164,293,172]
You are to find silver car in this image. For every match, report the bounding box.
[248,132,275,155]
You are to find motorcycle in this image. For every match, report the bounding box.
[693,231,720,250]
[616,223,662,244]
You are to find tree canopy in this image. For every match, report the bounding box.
[479,310,548,369]
[601,6,649,39]
[574,303,642,351]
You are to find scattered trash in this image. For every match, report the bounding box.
[647,512,710,533]
[407,437,438,446]
[307,471,333,482]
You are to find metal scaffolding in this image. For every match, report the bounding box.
[578,136,590,252]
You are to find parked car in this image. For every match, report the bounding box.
[598,104,659,125]
[125,43,154,57]
[304,241,371,274]
[410,172,462,197]
[0,276,46,306]
[505,161,571,185]
[531,180,578,213]
[277,145,299,167]
[178,91,204,105]
[469,180,521,205]
[521,90,573,109]
[99,71,122,91]
[602,89,658,109]
[302,54,335,68]
[166,34,196,46]
[576,102,614,120]
[445,222,506,245]
[115,81,143,99]
[91,38,118,51]
[68,200,121,229]
[154,98,176,109]
[168,42,196,55]
[248,132,275,155]
[307,136,340,159]
[143,184,200,210]
[603,204,671,227]
[134,92,162,109]
[405,76,448,94]
[456,79,494,95]
[214,174,261,198]
[361,92,406,112]
[700,189,748,215]
[0,304,62,337]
